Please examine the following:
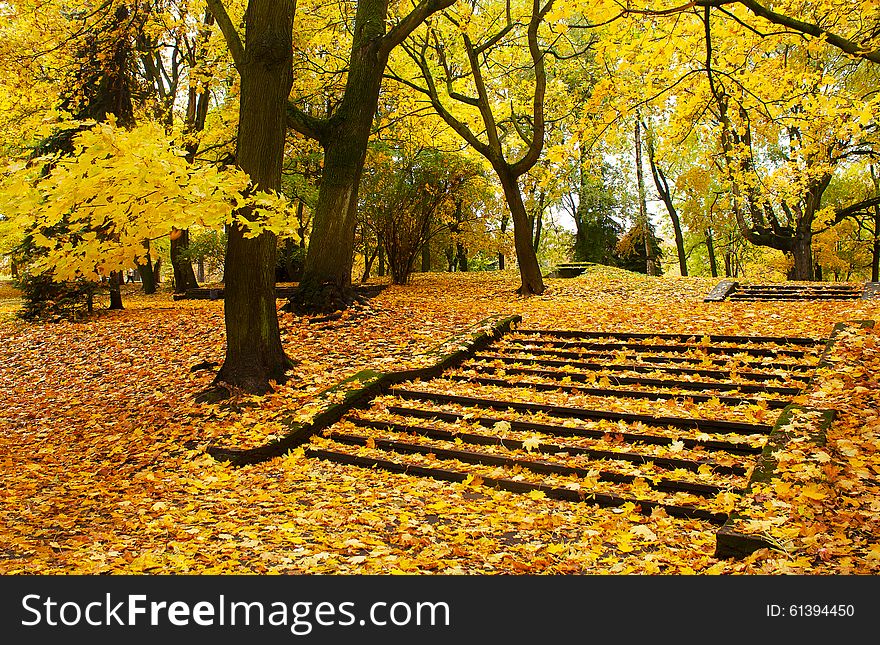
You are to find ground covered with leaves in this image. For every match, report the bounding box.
[1,269,878,574]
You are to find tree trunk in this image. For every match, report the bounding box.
[292,0,391,312]
[171,228,199,293]
[497,169,544,295]
[706,230,718,278]
[137,257,156,294]
[213,0,295,395]
[109,271,124,309]
[456,241,468,272]
[152,257,162,285]
[361,245,377,283]
[645,129,687,276]
[532,207,543,253]
[634,119,658,276]
[873,202,880,283]
[788,230,814,281]
[421,242,431,272]
[871,165,880,283]
[197,258,205,283]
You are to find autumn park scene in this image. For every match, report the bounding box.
[1,0,879,580]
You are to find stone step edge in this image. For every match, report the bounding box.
[207,314,522,466]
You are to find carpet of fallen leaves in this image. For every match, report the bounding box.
[1,268,878,574]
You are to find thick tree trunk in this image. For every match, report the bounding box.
[788,230,814,281]
[377,244,386,277]
[292,0,390,313]
[171,229,199,293]
[213,0,295,395]
[456,241,468,272]
[137,257,156,294]
[109,271,124,309]
[293,145,364,307]
[706,230,718,278]
[216,226,290,393]
[421,242,431,272]
[498,169,544,295]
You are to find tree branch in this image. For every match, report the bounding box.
[380,0,457,58]
[204,0,245,72]
[698,0,880,64]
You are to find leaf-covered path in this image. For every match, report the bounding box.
[1,269,878,574]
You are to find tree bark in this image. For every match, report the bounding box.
[213,0,295,395]
[788,229,814,280]
[421,242,431,272]
[645,125,687,276]
[634,118,658,276]
[706,230,719,278]
[456,241,468,272]
[498,169,544,295]
[137,257,156,294]
[171,229,199,293]
[871,165,880,283]
[109,271,124,309]
[288,0,454,312]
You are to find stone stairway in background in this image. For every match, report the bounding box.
[704,280,877,301]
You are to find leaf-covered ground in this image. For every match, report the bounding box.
[1,268,878,574]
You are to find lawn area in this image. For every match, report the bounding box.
[1,268,878,574]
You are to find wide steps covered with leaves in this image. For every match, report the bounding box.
[305,328,826,525]
[706,280,865,301]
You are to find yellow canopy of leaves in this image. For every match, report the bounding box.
[0,118,297,280]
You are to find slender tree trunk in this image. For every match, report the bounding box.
[706,230,719,278]
[532,207,543,252]
[213,0,295,395]
[634,119,658,276]
[498,211,509,270]
[645,127,687,276]
[873,204,880,283]
[361,245,377,283]
[871,165,880,282]
[197,258,205,283]
[497,169,544,295]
